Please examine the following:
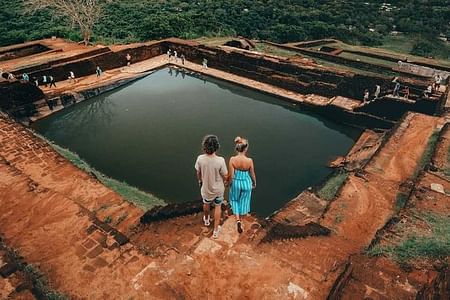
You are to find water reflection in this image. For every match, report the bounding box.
[33,68,361,216]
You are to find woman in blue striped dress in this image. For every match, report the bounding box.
[228,137,256,233]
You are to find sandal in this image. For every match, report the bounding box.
[212,226,221,239]
[237,220,243,234]
[203,215,210,226]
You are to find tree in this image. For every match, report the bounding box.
[23,0,108,45]
[411,39,436,58]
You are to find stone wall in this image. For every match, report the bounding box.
[26,43,163,82]
[1,38,444,123]
[0,81,44,118]
[12,47,109,75]
[0,43,50,62]
[165,40,428,101]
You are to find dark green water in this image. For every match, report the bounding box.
[33,67,361,216]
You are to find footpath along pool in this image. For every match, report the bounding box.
[32,67,362,216]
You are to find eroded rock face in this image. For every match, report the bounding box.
[0,81,44,117]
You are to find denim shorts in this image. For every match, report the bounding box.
[203,196,224,206]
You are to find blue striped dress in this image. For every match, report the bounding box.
[229,169,252,215]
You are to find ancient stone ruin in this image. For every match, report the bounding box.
[0,37,449,299]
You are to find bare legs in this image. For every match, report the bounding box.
[214,204,221,231]
[203,203,210,219]
[235,214,243,233]
[203,203,222,236]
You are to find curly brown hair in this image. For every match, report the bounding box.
[202,135,220,154]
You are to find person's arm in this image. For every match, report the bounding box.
[195,157,202,187]
[227,158,235,186]
[249,159,256,189]
[196,170,202,187]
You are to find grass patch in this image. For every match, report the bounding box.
[395,192,409,211]
[254,42,298,57]
[445,145,450,177]
[317,170,349,201]
[413,130,440,178]
[115,213,128,226]
[23,264,68,300]
[37,135,165,210]
[368,213,450,263]
[339,51,397,68]
[0,238,67,300]
[103,215,112,224]
[334,215,344,224]
[377,34,450,64]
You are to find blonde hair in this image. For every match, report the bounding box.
[234,136,248,152]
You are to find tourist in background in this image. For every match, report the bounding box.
[96,66,102,77]
[202,58,208,69]
[402,86,410,99]
[374,84,381,99]
[363,89,370,102]
[228,136,256,234]
[174,50,178,63]
[195,135,228,239]
[49,75,56,88]
[126,53,132,66]
[181,54,186,65]
[393,82,401,97]
[68,71,76,83]
[22,73,29,82]
[434,74,442,91]
[423,84,433,98]
[167,49,172,61]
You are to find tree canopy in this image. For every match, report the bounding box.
[0,0,449,57]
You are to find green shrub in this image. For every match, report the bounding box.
[413,130,440,178]
[317,171,348,201]
[367,213,450,263]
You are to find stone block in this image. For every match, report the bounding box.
[86,244,103,258]
[0,263,17,278]
[93,257,108,268]
[82,238,97,250]
[82,264,96,273]
[86,224,97,235]
[75,244,87,259]
[91,231,107,248]
[113,232,129,246]
[93,218,113,233]
[194,238,222,255]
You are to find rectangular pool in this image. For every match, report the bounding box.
[32,67,361,216]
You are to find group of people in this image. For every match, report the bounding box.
[423,75,443,98]
[0,69,17,82]
[392,78,411,99]
[166,49,186,65]
[363,84,382,103]
[433,74,443,91]
[363,73,445,103]
[166,48,209,69]
[195,135,256,239]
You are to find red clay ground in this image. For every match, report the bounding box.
[0,111,446,299]
[1,38,449,299]
[0,38,103,73]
